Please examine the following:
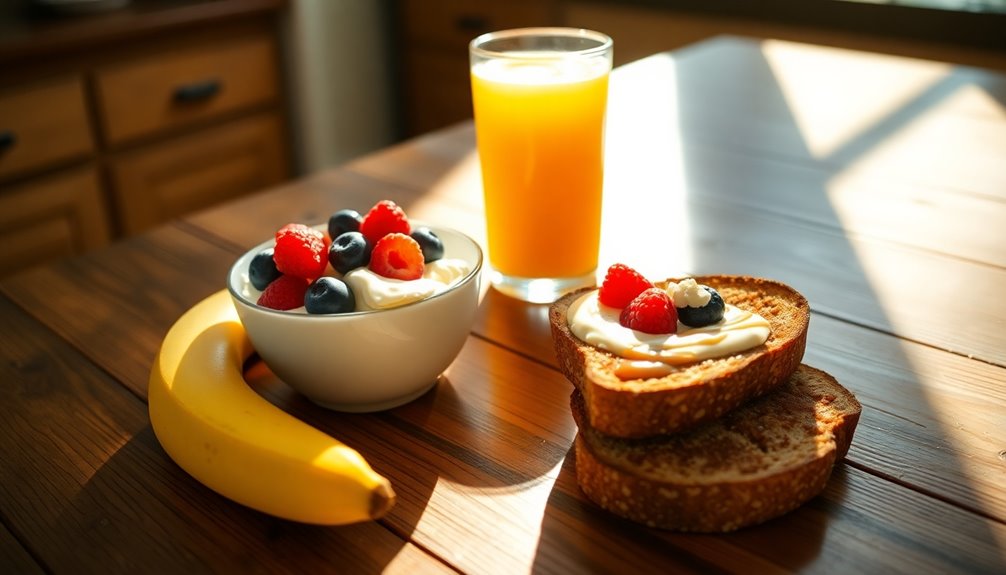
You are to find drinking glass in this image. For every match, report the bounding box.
[470,28,613,303]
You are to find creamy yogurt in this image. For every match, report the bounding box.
[239,258,471,313]
[345,258,471,310]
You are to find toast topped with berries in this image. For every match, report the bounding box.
[571,364,861,532]
[550,272,810,438]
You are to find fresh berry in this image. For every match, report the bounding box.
[257,275,309,311]
[359,200,411,244]
[328,209,362,240]
[598,263,653,308]
[410,227,444,263]
[369,233,425,280]
[248,247,281,290]
[328,231,372,274]
[273,223,329,280]
[677,286,725,328]
[619,288,678,334]
[304,277,356,314]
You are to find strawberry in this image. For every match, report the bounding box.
[359,200,411,244]
[598,263,653,308]
[369,233,425,280]
[257,275,310,311]
[619,288,678,334]
[273,223,329,280]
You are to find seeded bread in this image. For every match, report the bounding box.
[550,276,810,438]
[572,364,861,532]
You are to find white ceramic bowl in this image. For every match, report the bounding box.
[227,223,483,412]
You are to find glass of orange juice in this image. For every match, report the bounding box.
[470,28,612,303]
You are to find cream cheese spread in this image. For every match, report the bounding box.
[567,289,771,367]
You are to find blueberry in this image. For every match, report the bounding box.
[676,286,725,328]
[410,227,444,263]
[328,209,362,240]
[248,247,281,291]
[328,231,372,274]
[304,277,356,314]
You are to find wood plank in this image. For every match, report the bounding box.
[241,337,1006,574]
[347,134,1006,366]
[804,315,1006,521]
[4,214,1002,572]
[182,168,430,251]
[538,453,1006,575]
[637,37,1006,199]
[656,141,1006,269]
[0,224,242,397]
[468,286,1006,521]
[0,522,43,575]
[0,295,449,574]
[344,126,1006,368]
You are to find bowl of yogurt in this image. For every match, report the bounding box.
[227,219,483,412]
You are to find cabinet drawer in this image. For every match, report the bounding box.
[95,34,279,146]
[110,113,287,235]
[401,0,556,51]
[0,167,111,276]
[0,78,94,180]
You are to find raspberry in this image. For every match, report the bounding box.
[369,233,425,280]
[359,200,411,244]
[598,263,653,308]
[273,223,329,280]
[257,275,309,311]
[619,288,678,334]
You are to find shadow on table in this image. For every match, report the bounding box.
[527,37,1003,572]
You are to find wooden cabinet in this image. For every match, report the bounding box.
[0,78,94,180]
[0,168,111,273]
[111,115,286,235]
[94,34,280,146]
[398,0,559,136]
[0,0,288,278]
[396,0,1006,138]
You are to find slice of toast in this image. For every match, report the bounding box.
[550,275,810,438]
[572,364,861,532]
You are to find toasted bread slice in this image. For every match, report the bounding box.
[550,275,810,438]
[572,364,861,532]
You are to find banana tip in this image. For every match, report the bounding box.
[370,480,396,519]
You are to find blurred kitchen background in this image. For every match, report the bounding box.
[0,0,1004,277]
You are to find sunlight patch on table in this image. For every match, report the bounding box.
[760,39,951,160]
[601,54,693,279]
[417,458,566,571]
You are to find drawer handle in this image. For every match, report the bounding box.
[0,130,15,151]
[173,80,222,103]
[455,14,488,33]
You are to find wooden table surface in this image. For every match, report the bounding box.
[2,35,1004,574]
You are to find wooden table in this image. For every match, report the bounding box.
[2,35,1004,574]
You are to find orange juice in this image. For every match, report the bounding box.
[471,56,610,280]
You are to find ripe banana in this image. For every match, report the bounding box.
[148,289,394,525]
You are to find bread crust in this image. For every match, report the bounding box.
[572,365,862,532]
[550,275,810,438]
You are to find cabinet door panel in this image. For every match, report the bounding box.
[0,78,94,180]
[0,168,111,276]
[110,114,287,235]
[95,34,279,145]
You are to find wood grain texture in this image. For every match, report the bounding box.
[2,36,1004,574]
[0,224,239,397]
[0,295,450,575]
[0,77,93,179]
[94,32,279,145]
[110,113,288,235]
[0,521,43,575]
